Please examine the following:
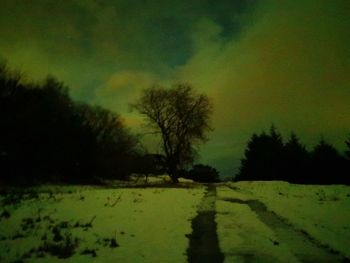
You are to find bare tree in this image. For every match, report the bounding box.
[133,84,213,183]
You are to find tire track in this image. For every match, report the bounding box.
[223,186,348,262]
[187,184,224,263]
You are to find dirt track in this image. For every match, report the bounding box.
[187,185,224,263]
[187,185,349,263]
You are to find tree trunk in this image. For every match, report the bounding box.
[168,166,179,183]
[170,175,179,183]
[167,158,179,183]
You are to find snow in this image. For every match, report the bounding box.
[0,186,204,262]
[216,199,298,262]
[110,175,194,186]
[1,180,349,262]
[217,181,350,260]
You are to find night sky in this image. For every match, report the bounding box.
[1,0,349,177]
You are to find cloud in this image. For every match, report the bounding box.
[0,0,254,85]
[93,70,160,113]
[173,0,350,175]
[1,0,349,177]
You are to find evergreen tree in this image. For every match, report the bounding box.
[236,126,284,181]
[283,133,310,183]
[236,127,349,185]
[311,139,346,184]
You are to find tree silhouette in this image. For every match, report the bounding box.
[236,127,349,185]
[236,125,284,181]
[188,164,220,183]
[0,62,138,185]
[310,138,347,184]
[74,103,138,180]
[131,153,166,182]
[133,84,213,183]
[283,133,310,183]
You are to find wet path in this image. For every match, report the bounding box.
[187,185,224,263]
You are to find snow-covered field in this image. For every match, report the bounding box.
[216,181,350,262]
[1,179,350,262]
[0,183,204,263]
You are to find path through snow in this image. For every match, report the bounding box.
[222,185,348,262]
[187,185,224,263]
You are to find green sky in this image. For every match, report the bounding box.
[1,0,349,177]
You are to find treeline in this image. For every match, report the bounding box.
[0,63,222,185]
[0,63,141,185]
[179,164,221,183]
[235,126,350,184]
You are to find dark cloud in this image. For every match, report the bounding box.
[1,0,349,177]
[176,0,350,176]
[0,0,255,100]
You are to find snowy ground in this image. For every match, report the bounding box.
[216,181,350,262]
[0,182,204,263]
[1,179,350,262]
